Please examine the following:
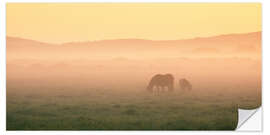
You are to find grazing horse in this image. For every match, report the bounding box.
[179,78,192,91]
[147,74,174,92]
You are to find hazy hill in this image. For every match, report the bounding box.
[7,32,261,60]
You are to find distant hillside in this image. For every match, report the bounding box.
[7,32,261,60]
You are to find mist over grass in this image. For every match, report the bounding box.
[7,83,260,130]
[6,58,261,130]
[6,33,261,130]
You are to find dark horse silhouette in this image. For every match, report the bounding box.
[179,78,192,91]
[147,74,174,92]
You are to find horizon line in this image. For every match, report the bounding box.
[6,31,261,45]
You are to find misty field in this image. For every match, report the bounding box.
[6,3,262,130]
[6,58,261,130]
[7,77,260,130]
[6,32,261,130]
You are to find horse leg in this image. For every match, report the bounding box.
[169,85,173,92]
[154,86,157,94]
[158,87,161,94]
[154,86,158,94]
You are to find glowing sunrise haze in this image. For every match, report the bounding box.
[7,3,261,43]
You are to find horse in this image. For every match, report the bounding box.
[147,74,174,92]
[179,78,192,91]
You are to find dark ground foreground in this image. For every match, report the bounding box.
[7,81,260,130]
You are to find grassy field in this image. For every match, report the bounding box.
[6,57,261,130]
[7,81,261,130]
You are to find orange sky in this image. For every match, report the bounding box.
[7,3,261,43]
